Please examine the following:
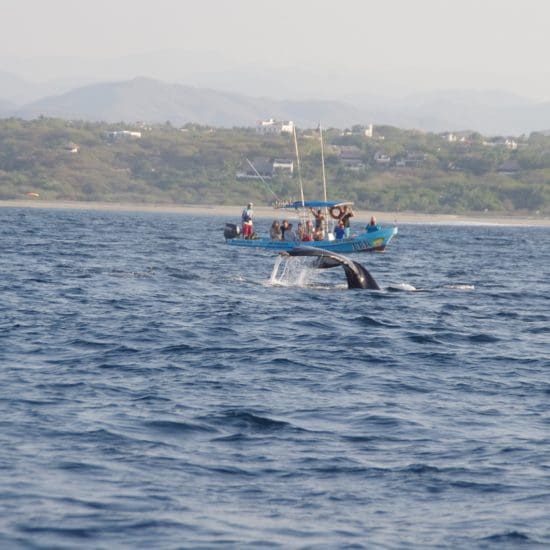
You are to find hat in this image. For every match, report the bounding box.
[248,202,253,207]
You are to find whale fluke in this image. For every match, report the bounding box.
[283,247,381,290]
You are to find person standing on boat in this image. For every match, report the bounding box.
[310,208,325,231]
[339,205,354,238]
[241,202,254,239]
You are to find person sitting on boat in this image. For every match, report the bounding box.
[296,222,305,241]
[366,215,381,233]
[284,223,298,242]
[302,220,314,241]
[270,220,282,240]
[334,221,345,240]
[339,205,354,238]
[241,202,254,239]
[311,208,325,231]
[281,219,289,240]
[313,227,324,241]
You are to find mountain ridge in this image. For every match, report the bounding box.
[2,74,549,136]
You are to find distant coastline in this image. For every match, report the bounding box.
[2,199,549,227]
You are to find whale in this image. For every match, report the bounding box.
[281,247,381,290]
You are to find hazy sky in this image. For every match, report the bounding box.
[2,0,550,99]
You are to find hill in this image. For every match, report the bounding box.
[0,117,548,215]
[5,77,550,135]
[15,77,366,129]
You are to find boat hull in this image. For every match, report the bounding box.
[226,226,398,253]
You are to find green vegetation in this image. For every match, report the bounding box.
[1,117,549,215]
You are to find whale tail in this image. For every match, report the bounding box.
[283,247,380,290]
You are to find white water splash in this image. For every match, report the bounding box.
[387,283,417,292]
[268,256,317,288]
[444,284,475,291]
[269,255,284,285]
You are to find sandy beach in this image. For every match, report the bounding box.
[1,199,549,226]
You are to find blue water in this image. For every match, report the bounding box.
[1,207,549,549]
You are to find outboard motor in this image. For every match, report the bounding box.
[224,223,240,239]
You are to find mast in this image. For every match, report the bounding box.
[320,122,328,204]
[319,122,330,235]
[293,126,305,206]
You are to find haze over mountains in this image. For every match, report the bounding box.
[1,51,549,136]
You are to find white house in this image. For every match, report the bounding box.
[272,158,294,174]
[374,151,391,165]
[339,146,365,170]
[441,132,458,142]
[107,130,142,140]
[342,124,374,137]
[62,142,79,153]
[395,152,428,168]
[483,138,518,150]
[256,119,295,135]
[236,157,274,179]
[504,139,518,150]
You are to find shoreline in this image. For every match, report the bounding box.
[1,199,549,226]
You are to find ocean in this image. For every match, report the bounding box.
[1,207,549,549]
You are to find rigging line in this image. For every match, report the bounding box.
[245,158,280,200]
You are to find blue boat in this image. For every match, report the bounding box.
[225,127,398,253]
[224,200,398,253]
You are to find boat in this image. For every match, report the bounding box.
[224,200,398,253]
[224,125,398,253]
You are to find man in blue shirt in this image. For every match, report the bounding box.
[366,216,381,232]
[334,221,345,239]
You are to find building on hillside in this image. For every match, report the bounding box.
[62,142,79,153]
[373,151,391,166]
[441,132,458,142]
[501,138,518,150]
[497,160,521,174]
[106,130,142,140]
[256,118,295,135]
[395,152,428,168]
[341,124,373,138]
[236,157,274,179]
[338,146,365,170]
[272,158,294,175]
[483,137,518,150]
[440,131,475,144]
